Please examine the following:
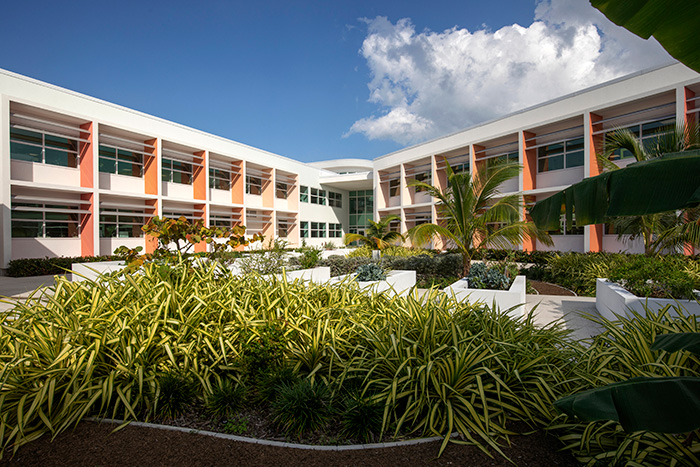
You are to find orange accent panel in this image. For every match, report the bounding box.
[686,87,696,127]
[288,176,299,211]
[262,169,274,208]
[471,144,485,173]
[588,113,604,177]
[193,151,206,200]
[79,122,93,188]
[80,193,95,256]
[144,139,159,196]
[523,195,536,252]
[195,203,207,252]
[231,161,244,204]
[145,199,158,254]
[522,131,537,191]
[589,224,603,252]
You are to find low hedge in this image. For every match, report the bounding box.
[319,253,462,284]
[7,255,119,277]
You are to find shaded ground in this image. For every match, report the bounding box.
[529,281,576,296]
[0,422,579,467]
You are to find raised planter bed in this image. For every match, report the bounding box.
[596,278,700,320]
[71,261,127,282]
[443,276,526,318]
[275,267,331,284]
[329,270,416,296]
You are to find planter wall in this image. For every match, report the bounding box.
[71,261,127,282]
[276,267,331,284]
[444,276,527,318]
[330,270,416,296]
[596,278,700,320]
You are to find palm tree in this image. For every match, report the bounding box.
[599,122,700,255]
[408,161,552,277]
[343,215,405,250]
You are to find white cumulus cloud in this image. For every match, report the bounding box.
[346,0,673,145]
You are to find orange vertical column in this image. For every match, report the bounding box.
[521,131,537,252]
[144,138,159,253]
[231,160,244,205]
[79,122,95,256]
[193,151,207,253]
[587,113,604,252]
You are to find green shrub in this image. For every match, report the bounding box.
[298,247,323,269]
[272,380,331,436]
[466,263,512,290]
[156,372,197,419]
[347,245,434,258]
[321,254,462,284]
[237,250,288,275]
[7,255,119,277]
[608,255,700,299]
[240,321,289,377]
[256,366,301,404]
[355,263,387,281]
[206,379,246,419]
[340,392,383,442]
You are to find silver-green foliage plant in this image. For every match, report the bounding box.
[354,263,387,281]
[237,249,288,275]
[466,263,512,290]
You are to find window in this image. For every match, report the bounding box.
[300,186,309,203]
[246,175,262,195]
[301,221,309,238]
[349,190,373,231]
[413,172,431,192]
[389,179,400,197]
[538,137,584,173]
[99,145,143,177]
[278,224,288,238]
[485,151,519,169]
[328,191,342,208]
[162,158,193,184]
[209,168,231,190]
[310,188,326,205]
[329,223,343,238]
[276,182,288,199]
[310,222,326,238]
[607,117,675,160]
[100,209,145,238]
[547,215,584,236]
[12,203,81,238]
[10,127,79,168]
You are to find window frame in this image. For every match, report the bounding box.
[10,127,80,168]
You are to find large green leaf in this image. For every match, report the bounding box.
[555,376,700,433]
[530,151,700,229]
[651,332,700,356]
[591,0,700,73]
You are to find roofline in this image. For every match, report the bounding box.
[372,60,681,162]
[0,67,308,169]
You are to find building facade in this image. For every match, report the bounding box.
[0,62,698,267]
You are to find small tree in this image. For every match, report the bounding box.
[343,215,405,250]
[115,216,261,269]
[408,161,551,277]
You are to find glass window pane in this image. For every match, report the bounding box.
[12,221,43,238]
[565,138,584,152]
[45,148,77,168]
[11,142,43,163]
[10,128,42,145]
[566,151,584,168]
[538,155,564,172]
[99,157,117,174]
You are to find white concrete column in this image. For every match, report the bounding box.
[0,95,11,268]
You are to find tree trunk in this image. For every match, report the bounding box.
[462,253,471,278]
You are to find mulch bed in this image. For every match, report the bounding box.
[528,281,576,296]
[0,421,579,467]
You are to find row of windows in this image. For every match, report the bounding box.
[299,186,343,207]
[538,138,584,173]
[10,128,79,168]
[11,203,81,238]
[299,222,343,238]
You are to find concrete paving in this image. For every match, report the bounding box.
[0,275,605,341]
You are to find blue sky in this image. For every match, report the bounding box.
[0,1,671,162]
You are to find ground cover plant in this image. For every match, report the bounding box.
[0,259,582,462]
[7,255,120,277]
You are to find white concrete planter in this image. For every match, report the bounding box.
[443,276,527,318]
[596,278,700,320]
[275,267,331,284]
[330,270,416,296]
[71,261,127,282]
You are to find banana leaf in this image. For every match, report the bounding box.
[530,151,700,229]
[651,332,700,356]
[591,0,700,73]
[554,376,700,433]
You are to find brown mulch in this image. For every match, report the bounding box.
[528,281,576,297]
[0,421,579,467]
